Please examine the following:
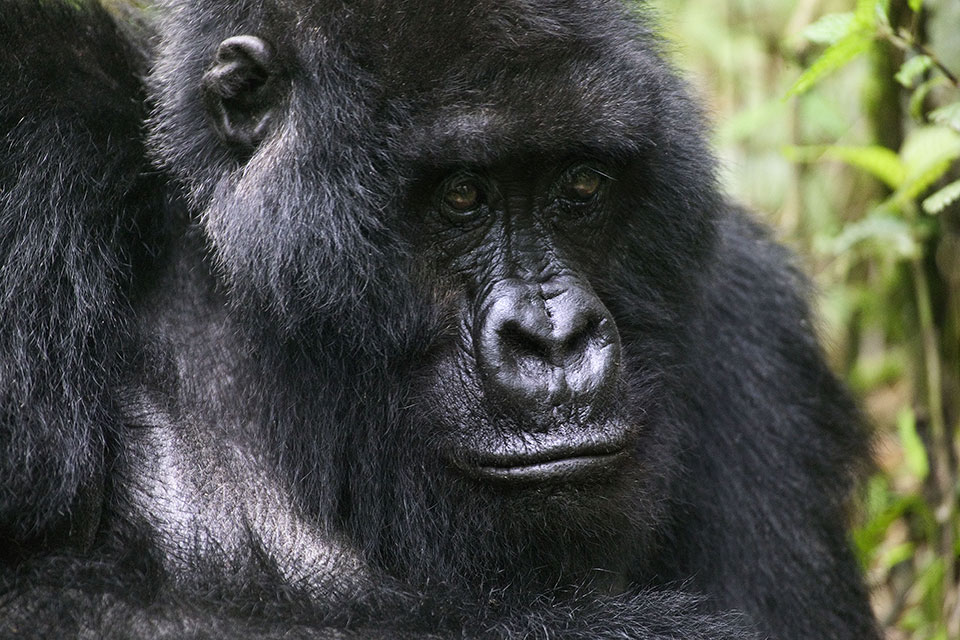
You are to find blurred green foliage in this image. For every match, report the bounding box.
[646,0,960,637]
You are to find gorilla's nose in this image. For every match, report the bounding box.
[475,279,621,408]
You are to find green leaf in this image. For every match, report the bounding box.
[897,406,929,480]
[908,77,949,120]
[916,557,946,601]
[855,0,887,25]
[900,126,960,176]
[784,144,905,188]
[855,0,875,22]
[826,213,918,258]
[930,102,960,132]
[896,126,960,200]
[922,178,960,214]
[908,0,923,12]
[895,54,933,88]
[902,159,953,201]
[787,32,872,97]
[879,542,916,569]
[853,479,924,562]
[801,12,856,45]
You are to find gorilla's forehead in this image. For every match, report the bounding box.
[332,0,641,63]
[331,0,662,163]
[401,98,654,169]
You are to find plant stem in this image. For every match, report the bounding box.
[910,252,957,632]
[885,28,960,87]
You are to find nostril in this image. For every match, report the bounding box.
[499,319,551,365]
[474,279,622,407]
[559,314,600,364]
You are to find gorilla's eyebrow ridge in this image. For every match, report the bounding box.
[408,107,647,168]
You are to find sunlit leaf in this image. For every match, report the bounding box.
[827,213,918,258]
[895,54,933,88]
[880,542,916,569]
[908,0,923,12]
[902,159,953,202]
[865,475,890,521]
[856,0,887,25]
[853,481,924,561]
[801,12,855,45]
[899,126,960,171]
[922,179,960,214]
[909,77,949,120]
[930,102,960,132]
[913,558,946,608]
[784,144,905,188]
[897,406,929,480]
[897,126,960,200]
[787,32,872,97]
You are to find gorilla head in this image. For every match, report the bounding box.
[147,0,721,596]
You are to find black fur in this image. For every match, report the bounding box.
[0,1,878,638]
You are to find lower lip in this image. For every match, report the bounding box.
[462,450,629,485]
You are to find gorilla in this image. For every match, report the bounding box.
[0,0,879,638]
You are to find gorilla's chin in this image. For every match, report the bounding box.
[373,462,646,599]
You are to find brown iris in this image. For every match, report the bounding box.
[443,179,481,213]
[564,167,602,201]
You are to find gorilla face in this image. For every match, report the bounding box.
[150,0,720,594]
[418,160,630,485]
[372,97,718,592]
[384,153,702,592]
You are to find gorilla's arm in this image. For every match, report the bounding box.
[665,207,877,640]
[3,554,758,640]
[0,0,157,549]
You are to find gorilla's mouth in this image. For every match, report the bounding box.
[452,440,630,486]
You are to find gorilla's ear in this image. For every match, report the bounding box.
[202,35,277,152]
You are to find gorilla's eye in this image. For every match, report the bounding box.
[562,166,604,202]
[441,177,484,217]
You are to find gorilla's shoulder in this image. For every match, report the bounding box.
[0,0,160,547]
[698,204,868,489]
[708,204,817,340]
[0,0,151,197]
